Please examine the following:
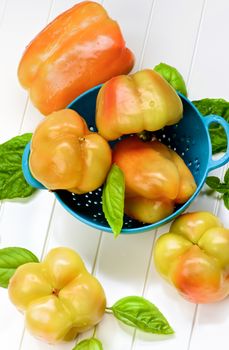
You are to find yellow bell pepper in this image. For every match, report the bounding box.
[8,247,106,343]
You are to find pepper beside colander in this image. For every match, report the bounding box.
[22,85,229,234]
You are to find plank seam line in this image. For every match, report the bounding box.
[130,231,158,350]
[0,0,14,221]
[0,0,7,29]
[186,0,208,88]
[138,0,157,70]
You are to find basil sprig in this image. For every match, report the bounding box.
[0,133,36,200]
[0,247,39,288]
[193,98,229,154]
[154,62,187,97]
[102,164,125,237]
[109,296,174,335]
[72,338,103,350]
[206,168,229,209]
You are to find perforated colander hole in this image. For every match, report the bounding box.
[186,137,191,143]
[85,194,89,198]
[167,137,171,142]
[188,161,192,167]
[89,126,95,131]
[94,201,98,204]
[77,202,81,206]
[98,188,102,192]
[85,203,89,207]
[186,146,190,152]
[162,134,166,138]
[173,147,177,151]
[158,138,162,142]
[181,152,185,156]
[88,200,92,203]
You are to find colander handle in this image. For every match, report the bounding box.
[22,142,46,190]
[203,114,229,172]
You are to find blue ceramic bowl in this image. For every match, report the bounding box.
[22,85,229,234]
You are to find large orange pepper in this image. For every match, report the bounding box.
[18,1,134,115]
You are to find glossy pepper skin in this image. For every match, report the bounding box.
[113,136,196,223]
[8,247,106,343]
[96,69,183,140]
[18,1,134,115]
[29,109,112,193]
[154,212,229,303]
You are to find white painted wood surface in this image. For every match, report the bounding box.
[0,0,228,349]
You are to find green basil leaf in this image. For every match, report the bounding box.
[0,247,39,288]
[224,169,229,185]
[102,164,125,238]
[0,133,36,200]
[154,62,187,96]
[205,176,220,189]
[193,99,229,154]
[111,296,174,335]
[72,338,103,350]
[223,192,229,210]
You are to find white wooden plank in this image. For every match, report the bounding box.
[0,0,53,143]
[141,0,206,80]
[103,0,154,70]
[187,0,229,348]
[0,0,7,25]
[0,1,54,349]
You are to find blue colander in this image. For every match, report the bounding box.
[22,85,229,234]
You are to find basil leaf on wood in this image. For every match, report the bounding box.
[72,338,103,350]
[111,296,174,335]
[206,169,229,210]
[193,98,229,154]
[0,133,36,200]
[0,247,39,288]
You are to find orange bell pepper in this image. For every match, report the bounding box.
[18,1,134,115]
[96,69,183,141]
[113,136,197,223]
